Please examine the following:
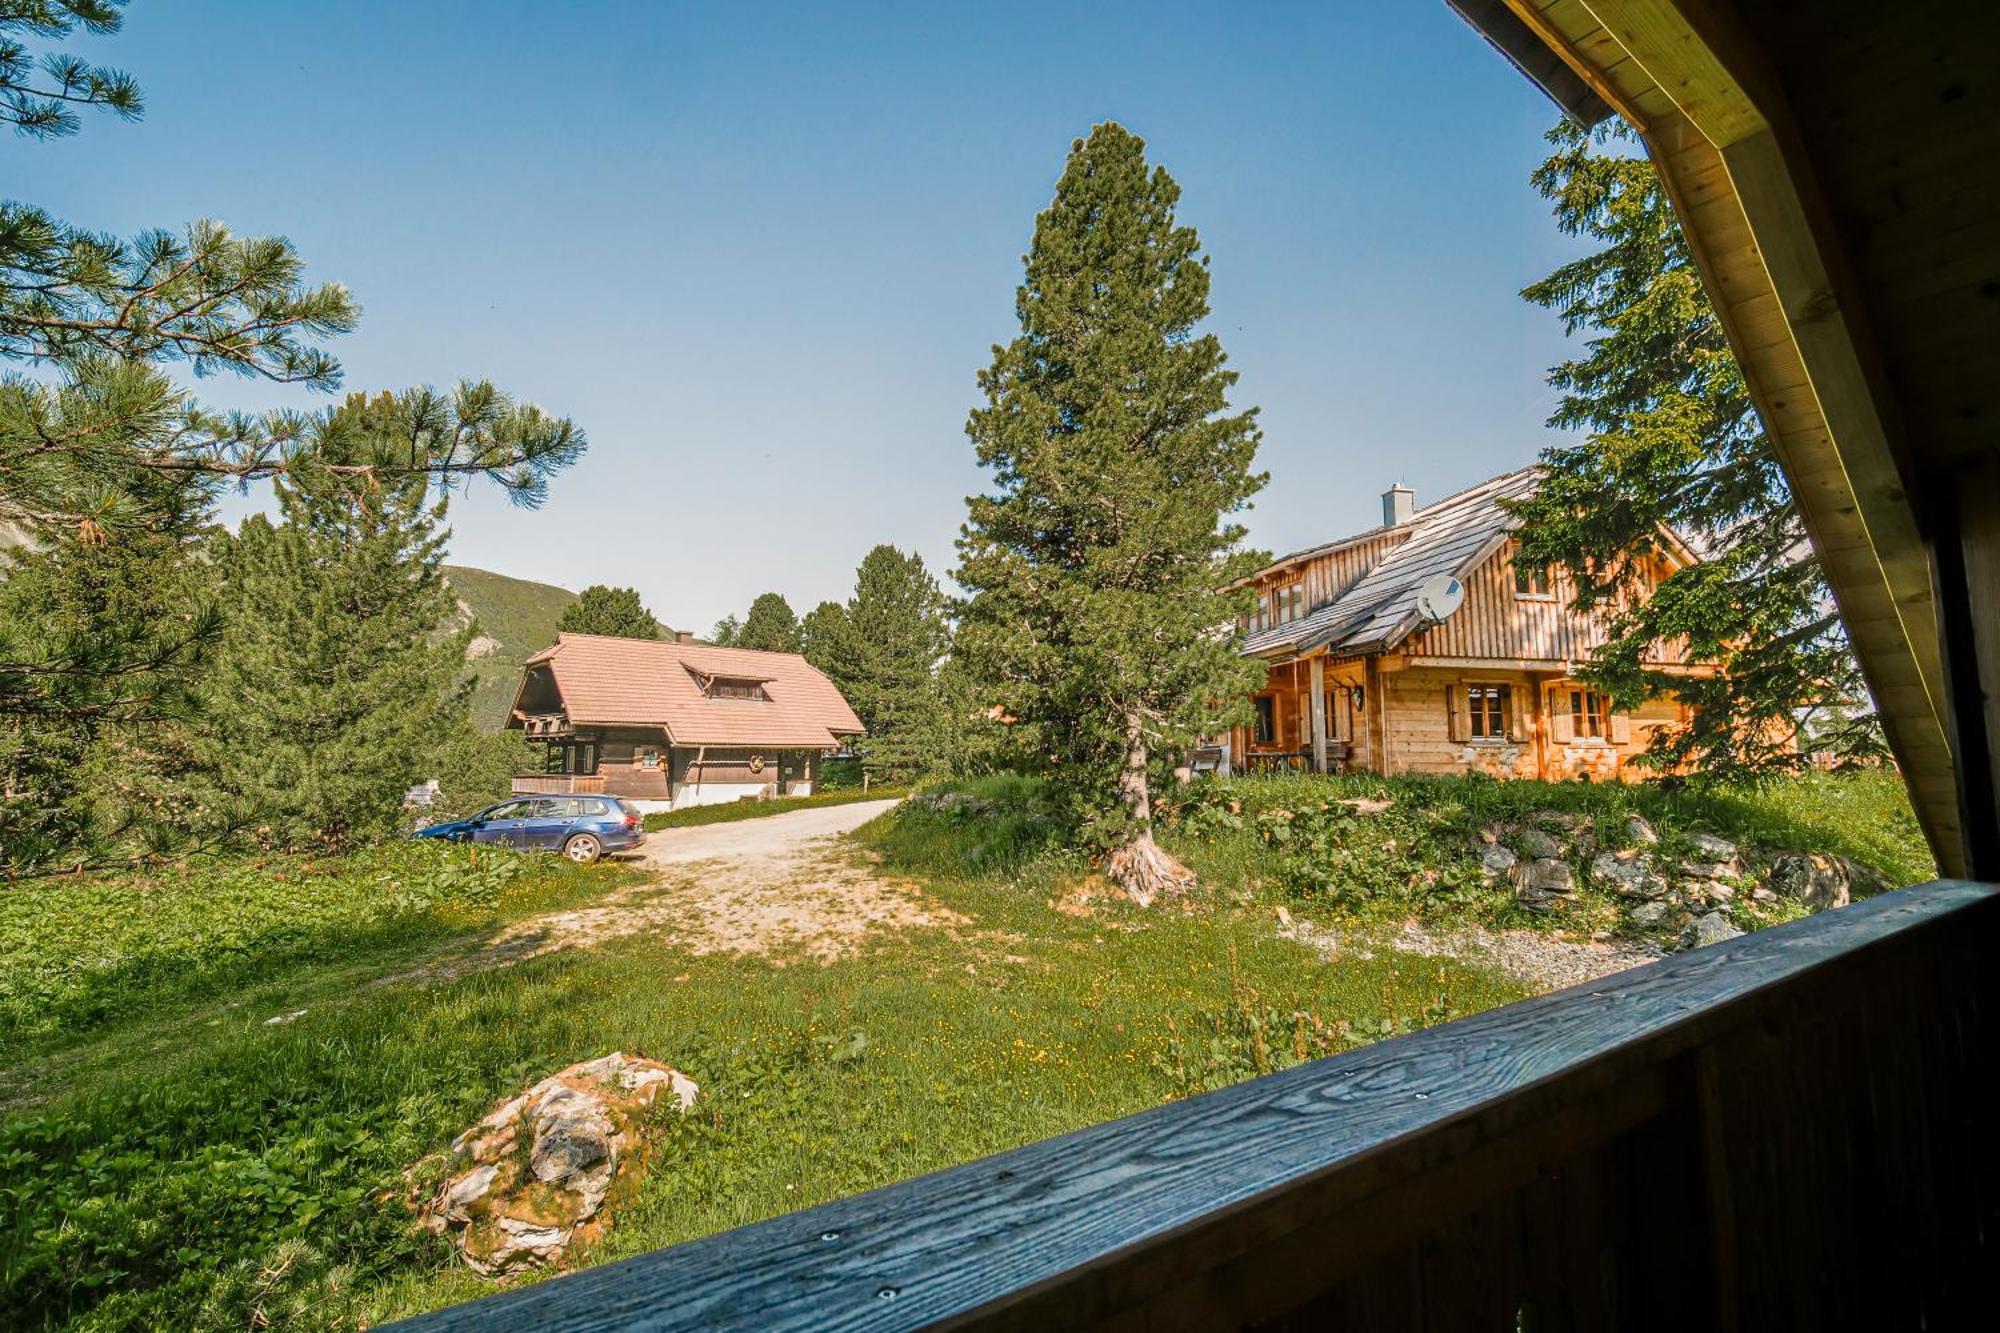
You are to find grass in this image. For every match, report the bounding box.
[0,777,1516,1330]
[0,769,1927,1329]
[641,786,910,831]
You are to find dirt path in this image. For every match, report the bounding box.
[407,799,963,982]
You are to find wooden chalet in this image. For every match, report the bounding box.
[1226,467,1707,780]
[400,3,2000,1328]
[506,632,862,809]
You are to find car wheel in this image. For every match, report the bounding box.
[562,833,602,865]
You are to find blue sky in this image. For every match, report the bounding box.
[18,1,1591,633]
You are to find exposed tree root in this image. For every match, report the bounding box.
[1104,829,1196,907]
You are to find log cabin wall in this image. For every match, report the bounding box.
[591,727,672,800]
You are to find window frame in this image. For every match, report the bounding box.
[1514,561,1555,600]
[1570,688,1610,741]
[1252,696,1276,746]
[1467,682,1512,741]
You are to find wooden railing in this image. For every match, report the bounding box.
[389,882,1997,1330]
[510,773,607,795]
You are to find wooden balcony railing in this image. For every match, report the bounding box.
[510,773,607,795]
[389,881,1997,1331]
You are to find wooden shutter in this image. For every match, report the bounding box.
[1609,710,1633,744]
[1446,685,1470,743]
[1547,686,1576,743]
[1500,685,1526,742]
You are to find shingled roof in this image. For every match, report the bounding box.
[1242,467,1544,659]
[515,634,862,748]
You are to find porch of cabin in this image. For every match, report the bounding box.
[509,718,829,808]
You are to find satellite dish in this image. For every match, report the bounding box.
[1414,574,1465,625]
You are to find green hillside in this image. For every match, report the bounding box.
[442,565,578,730]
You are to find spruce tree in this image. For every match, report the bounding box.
[558,585,661,639]
[707,614,741,647]
[957,123,1267,902]
[201,395,485,844]
[798,600,856,686]
[1508,121,1879,778]
[736,592,801,653]
[842,545,952,781]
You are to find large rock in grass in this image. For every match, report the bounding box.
[1765,853,1854,912]
[1680,910,1745,950]
[1511,856,1575,911]
[420,1052,698,1275]
[1591,849,1669,900]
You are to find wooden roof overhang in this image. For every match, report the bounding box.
[1460,0,1999,878]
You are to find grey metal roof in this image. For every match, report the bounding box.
[1242,467,1542,659]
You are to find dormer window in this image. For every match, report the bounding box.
[688,665,772,700]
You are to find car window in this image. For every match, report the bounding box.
[579,799,609,816]
[484,800,532,820]
[541,798,584,818]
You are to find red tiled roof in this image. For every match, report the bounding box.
[517,634,862,748]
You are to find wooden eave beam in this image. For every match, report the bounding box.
[1495,0,1964,874]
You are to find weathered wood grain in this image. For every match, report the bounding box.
[389,882,1996,1332]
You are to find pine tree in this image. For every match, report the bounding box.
[797,600,856,686]
[1508,121,1880,778]
[0,12,586,872]
[558,585,660,639]
[736,592,801,653]
[957,123,1267,902]
[841,545,952,781]
[707,614,741,647]
[201,395,487,844]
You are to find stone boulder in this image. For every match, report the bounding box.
[420,1052,698,1275]
[1680,910,1745,950]
[1590,849,1669,900]
[1765,853,1854,912]
[1624,814,1660,845]
[1513,827,1565,860]
[1479,843,1518,879]
[1628,899,1672,929]
[1511,856,1575,911]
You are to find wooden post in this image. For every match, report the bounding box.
[1309,654,1328,775]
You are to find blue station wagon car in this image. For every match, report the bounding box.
[414,795,646,863]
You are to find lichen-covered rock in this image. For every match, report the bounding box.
[1628,899,1672,929]
[1590,849,1668,900]
[1765,853,1853,912]
[1625,815,1659,846]
[1681,911,1745,950]
[1512,856,1575,911]
[1513,827,1565,860]
[419,1052,698,1275]
[1480,843,1518,878]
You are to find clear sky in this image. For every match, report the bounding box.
[18,1,1592,634]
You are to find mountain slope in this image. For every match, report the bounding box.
[442,565,578,730]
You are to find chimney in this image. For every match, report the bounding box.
[676,629,695,644]
[1383,484,1416,526]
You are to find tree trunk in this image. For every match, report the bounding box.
[1104,713,1196,906]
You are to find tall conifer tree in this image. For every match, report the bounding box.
[736,592,801,653]
[957,123,1266,901]
[842,545,952,781]
[202,395,481,844]
[1508,122,1879,776]
[557,585,661,639]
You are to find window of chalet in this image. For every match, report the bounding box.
[1514,560,1553,598]
[1447,683,1512,742]
[1570,688,1609,740]
[1253,696,1276,745]
[1273,582,1305,625]
[1469,683,1511,739]
[694,669,768,700]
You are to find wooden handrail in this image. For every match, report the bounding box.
[388,882,1997,1330]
